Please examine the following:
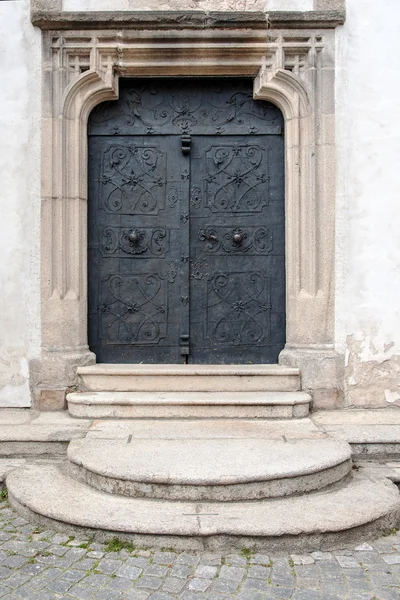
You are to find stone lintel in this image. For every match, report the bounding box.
[31,9,345,31]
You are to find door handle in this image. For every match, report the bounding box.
[200,230,217,242]
[233,232,243,244]
[128,230,139,245]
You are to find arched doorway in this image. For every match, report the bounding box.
[88,78,285,364]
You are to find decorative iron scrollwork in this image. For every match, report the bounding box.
[206,271,271,346]
[99,273,167,345]
[166,261,178,284]
[204,144,269,213]
[100,144,165,215]
[190,186,202,209]
[89,79,283,137]
[198,226,272,255]
[101,227,169,258]
[167,187,179,207]
[190,261,209,281]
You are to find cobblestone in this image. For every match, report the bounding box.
[1,499,400,598]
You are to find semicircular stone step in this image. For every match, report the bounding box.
[67,438,352,501]
[7,464,400,552]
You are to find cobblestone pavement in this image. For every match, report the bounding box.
[1,496,400,600]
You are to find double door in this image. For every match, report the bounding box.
[88,78,285,364]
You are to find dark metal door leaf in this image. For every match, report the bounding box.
[88,78,285,364]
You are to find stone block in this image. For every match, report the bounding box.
[219,565,246,582]
[36,389,66,411]
[312,388,344,411]
[320,68,335,115]
[194,565,218,578]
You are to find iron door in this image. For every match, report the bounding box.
[88,78,285,364]
[189,135,285,364]
[88,136,183,363]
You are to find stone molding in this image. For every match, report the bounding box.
[31,9,345,30]
[33,20,340,406]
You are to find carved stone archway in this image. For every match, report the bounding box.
[31,12,343,409]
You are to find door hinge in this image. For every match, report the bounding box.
[181,134,191,154]
[180,334,189,356]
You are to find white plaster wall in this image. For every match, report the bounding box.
[336,0,400,406]
[0,0,41,407]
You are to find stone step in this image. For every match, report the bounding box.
[78,364,301,393]
[83,416,325,441]
[67,437,352,501]
[67,391,311,419]
[7,464,400,552]
[0,411,92,457]
[311,409,400,458]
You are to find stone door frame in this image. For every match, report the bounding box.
[32,8,344,408]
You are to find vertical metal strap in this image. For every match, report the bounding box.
[180,135,191,357]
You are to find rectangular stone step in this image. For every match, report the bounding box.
[78,364,301,393]
[67,391,310,419]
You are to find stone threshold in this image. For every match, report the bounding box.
[31,9,346,31]
[78,364,300,375]
[1,408,400,458]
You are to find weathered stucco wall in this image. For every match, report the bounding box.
[336,0,400,407]
[0,0,41,407]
